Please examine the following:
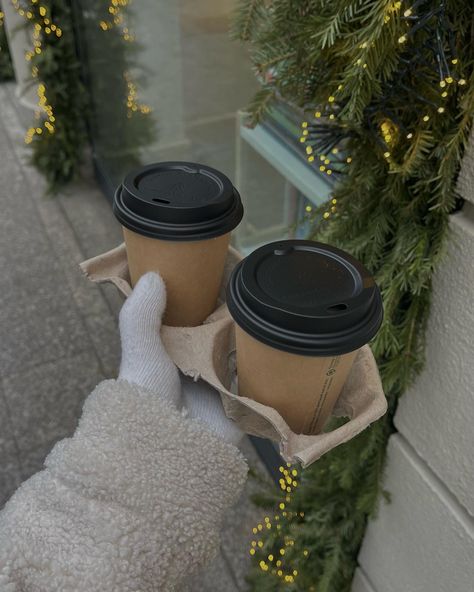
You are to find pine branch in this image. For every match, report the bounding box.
[245,86,277,126]
[231,0,266,41]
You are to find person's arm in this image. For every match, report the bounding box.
[0,273,247,592]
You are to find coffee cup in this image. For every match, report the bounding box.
[113,162,243,326]
[226,240,383,434]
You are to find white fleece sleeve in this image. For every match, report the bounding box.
[0,379,248,592]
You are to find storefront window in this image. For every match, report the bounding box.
[74,0,333,251]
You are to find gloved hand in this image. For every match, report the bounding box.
[118,272,243,447]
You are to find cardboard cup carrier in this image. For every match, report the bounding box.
[81,241,387,467]
[227,240,384,434]
[113,162,243,327]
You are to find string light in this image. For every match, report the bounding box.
[100,0,135,41]
[124,71,152,117]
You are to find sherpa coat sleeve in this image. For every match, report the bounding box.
[0,379,248,592]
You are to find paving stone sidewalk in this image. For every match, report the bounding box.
[0,82,268,591]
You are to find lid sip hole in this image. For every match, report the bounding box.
[152,197,171,204]
[327,303,348,311]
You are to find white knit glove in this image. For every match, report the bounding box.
[118,272,182,407]
[118,272,243,447]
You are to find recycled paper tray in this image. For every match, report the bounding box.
[81,243,387,467]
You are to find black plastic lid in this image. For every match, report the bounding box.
[113,162,243,241]
[227,240,383,356]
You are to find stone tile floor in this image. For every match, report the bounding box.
[0,82,269,590]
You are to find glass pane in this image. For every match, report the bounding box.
[74,0,320,248]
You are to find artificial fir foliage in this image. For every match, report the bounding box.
[234,1,474,590]
[8,0,153,191]
[9,0,88,190]
[0,8,14,81]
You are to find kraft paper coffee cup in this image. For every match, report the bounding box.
[114,162,243,326]
[227,240,383,434]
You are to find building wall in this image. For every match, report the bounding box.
[353,132,474,592]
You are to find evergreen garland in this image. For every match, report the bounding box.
[6,0,153,191]
[233,1,474,590]
[0,8,14,81]
[6,0,88,190]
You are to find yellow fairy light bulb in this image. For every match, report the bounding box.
[306,146,313,155]
[323,212,330,219]
[439,80,447,88]
[268,554,274,561]
[441,91,448,97]
[437,107,445,113]
[277,570,283,577]
[337,84,343,90]
[252,527,257,534]
[356,58,362,66]
[305,205,312,213]
[315,111,321,118]
[331,147,338,154]
[324,159,330,165]
[279,548,285,555]
[446,76,453,84]
[303,549,309,556]
[320,165,326,172]
[292,469,298,476]
[302,121,308,128]
[258,541,264,548]
[257,523,263,531]
[249,548,255,556]
[346,156,352,163]
[259,561,269,571]
[327,169,333,175]
[383,151,390,158]
[320,154,326,160]
[404,8,412,17]
[458,78,467,86]
[39,6,46,16]
[100,21,108,30]
[329,114,335,120]
[331,198,337,205]
[422,115,430,122]
[328,95,335,103]
[452,58,458,65]
[398,35,407,44]
[406,132,413,139]
[302,129,308,136]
